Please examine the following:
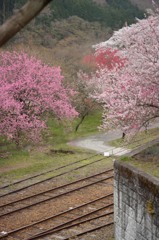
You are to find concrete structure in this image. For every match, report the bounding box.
[114,161,159,240]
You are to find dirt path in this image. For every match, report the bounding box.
[69,122,159,156]
[69,130,130,156]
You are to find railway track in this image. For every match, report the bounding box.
[0,168,113,216]
[0,192,113,239]
[0,154,99,190]
[0,154,106,198]
[0,168,114,240]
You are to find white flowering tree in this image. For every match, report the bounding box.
[83,15,159,135]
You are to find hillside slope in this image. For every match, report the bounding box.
[0,0,144,29]
[8,16,112,85]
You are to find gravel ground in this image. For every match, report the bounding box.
[0,171,114,239]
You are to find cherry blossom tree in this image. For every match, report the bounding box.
[77,48,125,104]
[74,48,125,131]
[0,51,78,145]
[84,15,159,135]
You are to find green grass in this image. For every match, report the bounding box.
[45,110,102,146]
[129,160,159,178]
[120,157,159,178]
[72,111,102,137]
[119,143,159,178]
[0,111,105,184]
[120,156,132,162]
[1,111,158,182]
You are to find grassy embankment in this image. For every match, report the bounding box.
[0,111,113,185]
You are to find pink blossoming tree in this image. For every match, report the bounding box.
[83,15,159,135]
[0,51,78,145]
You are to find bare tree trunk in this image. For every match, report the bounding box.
[0,0,53,47]
[75,111,88,132]
[122,132,126,139]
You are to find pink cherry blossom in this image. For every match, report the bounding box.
[0,51,78,145]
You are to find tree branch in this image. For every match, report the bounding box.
[0,0,53,47]
[137,103,159,109]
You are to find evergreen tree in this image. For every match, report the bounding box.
[48,0,144,28]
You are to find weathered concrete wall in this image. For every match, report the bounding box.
[114,160,159,240]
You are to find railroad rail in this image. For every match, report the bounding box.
[0,192,113,240]
[1,132,157,239]
[0,154,98,190]
[0,158,114,239]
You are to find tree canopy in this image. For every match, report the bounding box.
[79,14,159,136]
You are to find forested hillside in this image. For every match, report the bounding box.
[0,0,144,28]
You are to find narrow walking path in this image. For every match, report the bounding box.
[69,122,159,156]
[69,130,130,156]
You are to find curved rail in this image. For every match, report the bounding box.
[27,210,114,240]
